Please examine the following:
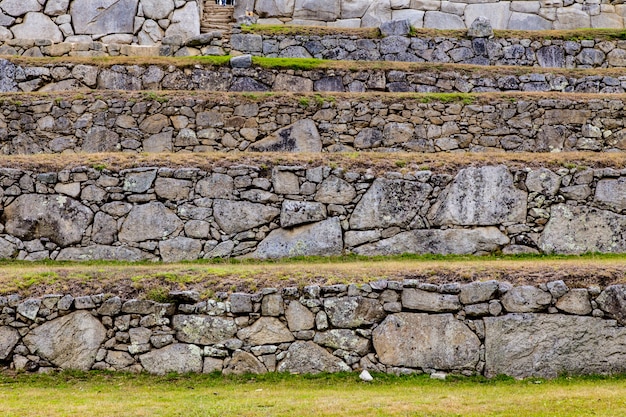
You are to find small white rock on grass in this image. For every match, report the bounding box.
[430,372,447,380]
[359,370,373,382]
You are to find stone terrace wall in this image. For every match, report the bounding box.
[0,163,624,261]
[3,281,626,378]
[4,31,626,70]
[4,58,626,94]
[229,31,626,68]
[0,0,202,45]
[245,0,626,30]
[2,93,626,154]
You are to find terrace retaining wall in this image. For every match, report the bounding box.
[5,58,626,94]
[3,281,626,378]
[0,163,623,261]
[1,93,626,154]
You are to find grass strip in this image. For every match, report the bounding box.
[1,371,626,416]
[2,253,626,298]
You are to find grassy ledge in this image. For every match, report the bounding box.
[1,253,625,299]
[2,371,626,417]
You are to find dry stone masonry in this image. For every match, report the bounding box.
[0,0,202,45]
[228,30,626,68]
[2,93,626,154]
[0,163,621,261]
[245,0,626,30]
[6,58,626,93]
[3,280,626,378]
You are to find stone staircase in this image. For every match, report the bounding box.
[201,3,235,33]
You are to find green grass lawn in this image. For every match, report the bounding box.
[1,371,625,417]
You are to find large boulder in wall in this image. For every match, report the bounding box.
[429,165,527,226]
[484,314,626,378]
[3,194,93,247]
[71,0,139,35]
[23,311,106,370]
[373,313,480,370]
[251,217,343,259]
[539,204,626,254]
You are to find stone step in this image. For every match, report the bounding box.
[201,4,234,35]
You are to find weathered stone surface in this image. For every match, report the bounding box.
[164,2,200,39]
[501,286,551,313]
[537,45,565,67]
[285,301,315,331]
[262,293,284,316]
[277,341,351,374]
[361,0,392,27]
[213,199,279,234]
[0,236,16,259]
[118,202,183,243]
[140,343,203,375]
[380,19,411,36]
[467,16,493,38]
[123,169,156,193]
[272,73,313,92]
[484,314,626,378]
[424,11,465,29]
[71,0,138,35]
[596,285,626,325]
[57,245,149,261]
[402,289,461,312]
[0,326,19,360]
[556,289,592,315]
[141,0,174,20]
[539,204,626,254]
[230,293,253,314]
[314,176,356,204]
[237,317,294,345]
[373,313,480,370]
[353,227,509,256]
[459,280,499,305]
[323,296,385,328]
[17,298,40,320]
[314,329,370,355]
[154,178,191,201]
[223,350,267,375]
[23,311,106,370]
[97,296,122,316]
[11,13,63,42]
[172,315,237,344]
[195,173,234,199]
[159,237,202,262]
[0,0,41,17]
[0,59,18,92]
[83,126,121,152]
[280,200,327,227]
[430,166,527,226]
[250,119,322,152]
[3,195,93,246]
[106,351,134,369]
[341,0,370,19]
[350,179,432,229]
[230,33,262,52]
[293,0,340,21]
[256,0,294,17]
[252,217,343,259]
[595,177,626,211]
[526,168,561,197]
